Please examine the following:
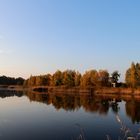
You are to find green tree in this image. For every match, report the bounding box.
[111,71,120,83]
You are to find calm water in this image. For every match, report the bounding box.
[0,90,139,140]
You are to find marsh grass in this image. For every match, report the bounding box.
[106,114,140,140]
[74,114,140,140]
[73,124,86,140]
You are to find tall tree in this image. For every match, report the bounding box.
[74,71,81,87]
[111,71,120,83]
[62,70,76,87]
[98,70,109,87]
[136,63,140,86]
[80,70,98,87]
[125,62,140,88]
[130,62,137,88]
[51,70,63,86]
[125,68,131,86]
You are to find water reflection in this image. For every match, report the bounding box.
[26,91,120,115]
[0,90,140,124]
[25,92,140,124]
[125,99,140,124]
[0,90,24,98]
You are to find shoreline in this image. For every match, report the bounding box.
[1,85,140,95]
[30,86,140,95]
[1,86,140,101]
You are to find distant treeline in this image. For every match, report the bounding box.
[0,76,25,85]
[24,62,140,88]
[24,69,120,88]
[1,62,140,88]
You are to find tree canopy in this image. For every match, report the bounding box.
[24,69,111,88]
[0,76,25,85]
[125,62,140,88]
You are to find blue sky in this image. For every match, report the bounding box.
[0,0,140,80]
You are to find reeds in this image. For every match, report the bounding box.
[107,114,140,140]
[74,124,86,140]
[74,114,140,140]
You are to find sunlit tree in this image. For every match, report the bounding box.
[74,71,81,87]
[51,70,63,86]
[98,70,109,87]
[80,70,98,87]
[125,62,140,88]
[62,70,76,87]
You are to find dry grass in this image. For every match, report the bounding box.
[75,114,140,140]
[95,87,140,95]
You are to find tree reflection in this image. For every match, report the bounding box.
[1,90,140,124]
[25,91,121,115]
[125,99,140,124]
[0,90,24,98]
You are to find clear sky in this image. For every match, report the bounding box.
[0,0,140,81]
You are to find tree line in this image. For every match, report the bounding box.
[0,76,25,85]
[24,69,120,88]
[1,62,139,88]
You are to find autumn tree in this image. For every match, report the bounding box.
[130,63,137,88]
[28,76,36,86]
[74,71,81,87]
[136,63,140,86]
[51,70,63,86]
[41,74,51,86]
[80,70,98,88]
[125,62,140,88]
[35,76,43,86]
[125,68,131,87]
[98,70,109,87]
[62,70,76,87]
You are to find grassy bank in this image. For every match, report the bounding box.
[95,87,140,95]
[0,85,25,91]
[29,86,140,96]
[1,85,140,97]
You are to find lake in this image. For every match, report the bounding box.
[0,90,139,140]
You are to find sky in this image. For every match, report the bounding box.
[0,0,140,81]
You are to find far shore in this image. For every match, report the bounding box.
[0,85,26,91]
[0,85,140,96]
